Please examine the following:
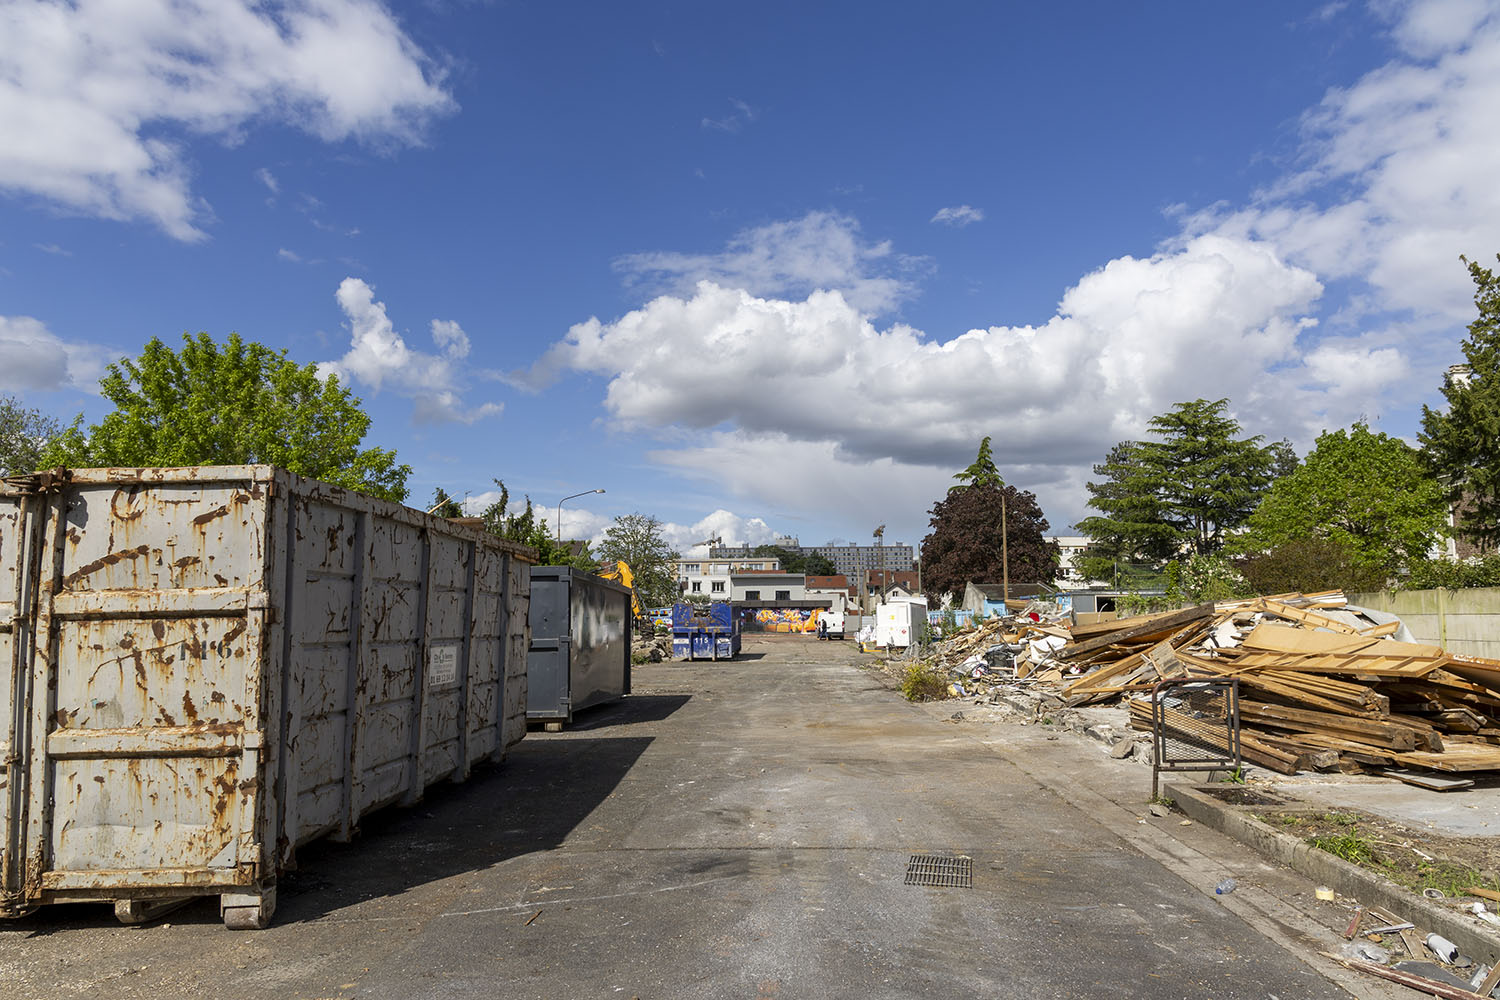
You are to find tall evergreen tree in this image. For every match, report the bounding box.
[1421,253,1500,552]
[950,436,1003,490]
[1078,399,1274,566]
[1075,441,1177,581]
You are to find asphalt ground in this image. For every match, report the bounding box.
[0,634,1399,998]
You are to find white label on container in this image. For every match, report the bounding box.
[428,644,459,686]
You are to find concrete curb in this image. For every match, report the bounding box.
[1165,780,1500,967]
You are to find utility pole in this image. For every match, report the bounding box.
[1001,491,1009,605]
[873,525,885,604]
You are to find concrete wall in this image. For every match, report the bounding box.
[1350,587,1500,660]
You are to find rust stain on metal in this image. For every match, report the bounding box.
[192,505,229,526]
[60,543,150,588]
[109,487,146,521]
[182,691,199,723]
[221,619,247,647]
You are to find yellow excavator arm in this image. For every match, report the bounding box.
[598,560,644,619]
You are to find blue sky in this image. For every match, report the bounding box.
[3,0,1498,557]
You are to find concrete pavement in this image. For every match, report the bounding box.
[0,634,1396,998]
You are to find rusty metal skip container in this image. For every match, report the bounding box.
[0,466,534,928]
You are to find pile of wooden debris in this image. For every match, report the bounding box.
[927,592,1500,780]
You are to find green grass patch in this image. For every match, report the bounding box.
[1310,829,1380,866]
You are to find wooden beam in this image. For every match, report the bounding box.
[1060,603,1215,661]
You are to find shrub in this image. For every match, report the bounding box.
[901,662,950,702]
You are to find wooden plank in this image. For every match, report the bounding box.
[1186,656,1388,718]
[1389,743,1500,772]
[1468,887,1500,903]
[1226,651,1443,679]
[1059,603,1215,661]
[1248,598,1358,633]
[1068,606,1196,640]
[1321,951,1493,1000]
[1478,962,1500,1000]
[1384,770,1475,791]
[1239,700,1424,750]
[1061,649,1148,696]
[1359,621,1401,637]
[1241,623,1442,659]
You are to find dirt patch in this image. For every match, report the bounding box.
[1258,808,1500,903]
[1198,786,1288,807]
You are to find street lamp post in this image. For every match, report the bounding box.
[557,489,605,547]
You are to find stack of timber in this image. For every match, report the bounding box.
[1065,592,1500,778]
[922,590,1500,778]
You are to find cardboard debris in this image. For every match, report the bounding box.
[922,591,1500,778]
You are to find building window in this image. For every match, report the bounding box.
[745,590,761,601]
[691,581,701,593]
[775,590,790,601]
[684,563,699,573]
[711,581,725,593]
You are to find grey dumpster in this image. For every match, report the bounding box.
[527,567,632,724]
[0,466,534,928]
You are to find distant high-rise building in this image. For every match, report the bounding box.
[710,540,916,579]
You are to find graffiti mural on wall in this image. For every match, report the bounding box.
[740,608,822,633]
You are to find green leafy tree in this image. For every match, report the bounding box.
[428,487,463,518]
[1239,537,1388,595]
[1404,553,1500,590]
[475,479,596,569]
[920,483,1058,603]
[1421,253,1500,552]
[1079,399,1273,565]
[1237,422,1446,578]
[0,394,63,475]
[597,512,679,607]
[43,333,410,501]
[1164,553,1249,604]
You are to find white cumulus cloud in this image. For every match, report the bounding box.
[612,211,928,317]
[538,235,1344,472]
[930,205,984,227]
[0,0,454,240]
[321,278,501,425]
[0,315,113,391]
[1195,0,1500,323]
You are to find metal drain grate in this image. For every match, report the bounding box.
[904,854,972,887]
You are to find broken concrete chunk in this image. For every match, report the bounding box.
[1110,738,1137,759]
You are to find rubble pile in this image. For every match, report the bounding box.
[926,592,1500,779]
[632,630,671,663]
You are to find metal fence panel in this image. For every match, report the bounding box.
[1150,678,1241,798]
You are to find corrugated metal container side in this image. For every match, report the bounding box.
[526,567,632,723]
[0,466,535,929]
